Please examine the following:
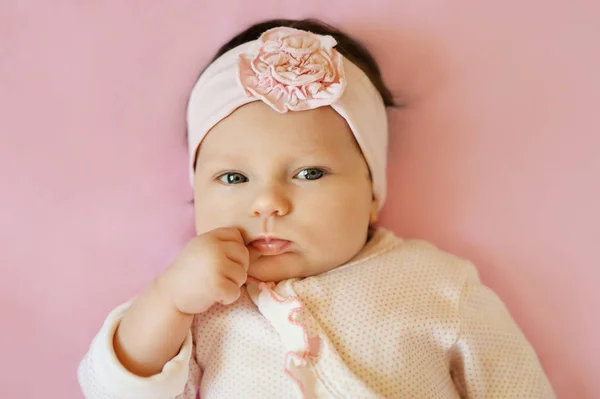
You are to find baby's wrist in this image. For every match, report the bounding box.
[152,272,185,315]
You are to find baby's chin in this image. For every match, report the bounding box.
[247,252,313,283]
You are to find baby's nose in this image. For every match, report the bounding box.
[249,188,291,217]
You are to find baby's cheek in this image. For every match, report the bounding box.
[193,197,236,232]
[319,198,371,256]
[309,206,366,244]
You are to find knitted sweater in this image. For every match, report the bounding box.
[78,228,554,398]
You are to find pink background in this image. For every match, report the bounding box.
[1,0,599,397]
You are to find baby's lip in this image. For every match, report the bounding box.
[248,234,287,244]
[249,236,292,256]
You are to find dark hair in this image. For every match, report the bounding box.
[206,18,397,108]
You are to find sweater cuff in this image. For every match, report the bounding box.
[89,302,193,398]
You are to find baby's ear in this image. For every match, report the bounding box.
[369,200,379,224]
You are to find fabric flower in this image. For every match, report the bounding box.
[238,27,347,113]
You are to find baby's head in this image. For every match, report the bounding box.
[187,19,395,282]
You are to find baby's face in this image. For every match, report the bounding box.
[193,101,378,282]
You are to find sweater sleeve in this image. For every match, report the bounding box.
[449,264,555,398]
[77,302,201,399]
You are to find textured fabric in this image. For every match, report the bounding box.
[77,302,195,399]
[78,228,555,398]
[186,27,389,210]
[237,27,347,113]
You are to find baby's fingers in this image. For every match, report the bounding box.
[212,227,245,244]
[221,260,248,287]
[214,277,241,305]
[222,241,250,271]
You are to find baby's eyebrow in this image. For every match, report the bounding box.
[195,149,342,174]
[196,153,246,168]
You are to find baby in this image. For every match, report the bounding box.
[78,19,555,398]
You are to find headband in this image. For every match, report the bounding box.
[187,26,388,209]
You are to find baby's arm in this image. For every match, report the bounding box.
[449,264,555,398]
[113,280,194,377]
[78,227,250,398]
[77,300,200,399]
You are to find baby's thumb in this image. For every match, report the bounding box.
[248,246,261,265]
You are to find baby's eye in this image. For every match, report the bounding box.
[295,168,325,180]
[217,172,248,185]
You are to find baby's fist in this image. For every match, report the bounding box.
[158,227,250,315]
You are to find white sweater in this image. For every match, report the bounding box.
[78,228,555,398]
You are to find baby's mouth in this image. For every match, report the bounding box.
[249,237,292,256]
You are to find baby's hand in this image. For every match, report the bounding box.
[157,227,250,315]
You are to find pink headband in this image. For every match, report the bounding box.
[187,27,388,209]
